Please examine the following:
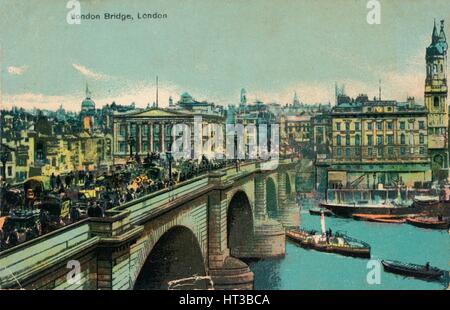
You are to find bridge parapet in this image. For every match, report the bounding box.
[0,220,96,289]
[0,208,143,290]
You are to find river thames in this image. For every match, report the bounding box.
[249,204,449,290]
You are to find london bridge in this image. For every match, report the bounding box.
[0,157,301,290]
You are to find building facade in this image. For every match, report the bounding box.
[327,97,431,188]
[112,108,225,164]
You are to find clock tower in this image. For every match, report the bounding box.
[425,20,449,179]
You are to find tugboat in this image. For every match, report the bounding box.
[381,260,445,281]
[286,211,371,258]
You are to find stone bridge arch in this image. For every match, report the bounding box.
[227,190,255,257]
[133,225,207,290]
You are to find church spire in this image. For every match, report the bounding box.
[85,82,91,99]
[432,19,439,44]
[293,91,300,105]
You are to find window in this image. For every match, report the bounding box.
[368,147,373,157]
[400,134,406,145]
[367,122,373,130]
[355,135,361,146]
[367,135,373,146]
[142,141,148,152]
[434,97,439,108]
[387,122,393,130]
[377,147,383,157]
[345,148,350,159]
[419,146,425,155]
[388,147,394,156]
[142,125,149,137]
[336,135,342,146]
[165,124,172,136]
[130,124,136,138]
[336,122,341,130]
[377,135,383,145]
[119,141,127,153]
[119,125,126,137]
[387,135,394,145]
[419,121,425,130]
[355,123,360,131]
[336,148,342,157]
[400,147,406,156]
[419,134,425,144]
[346,134,350,146]
[377,122,383,130]
[355,148,360,156]
[7,166,12,177]
[400,121,405,130]
[345,122,350,131]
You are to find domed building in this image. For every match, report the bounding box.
[80,83,96,133]
[81,84,96,112]
[177,92,223,116]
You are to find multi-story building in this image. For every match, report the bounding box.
[327,96,431,188]
[112,107,225,164]
[425,20,448,179]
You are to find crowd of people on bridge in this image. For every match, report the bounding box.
[0,152,248,252]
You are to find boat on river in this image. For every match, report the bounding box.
[352,213,407,224]
[406,216,450,230]
[320,200,422,217]
[286,229,371,258]
[287,210,370,258]
[381,260,445,280]
[309,208,333,216]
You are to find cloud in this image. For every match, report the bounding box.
[1,80,185,111]
[72,63,111,81]
[2,93,81,111]
[7,65,28,75]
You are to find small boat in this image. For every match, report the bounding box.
[367,218,406,224]
[352,213,406,224]
[406,216,450,230]
[286,229,371,258]
[381,260,444,280]
[309,208,333,216]
[413,195,440,208]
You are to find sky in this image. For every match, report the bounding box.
[0,0,449,111]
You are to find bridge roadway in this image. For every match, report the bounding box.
[0,158,300,290]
